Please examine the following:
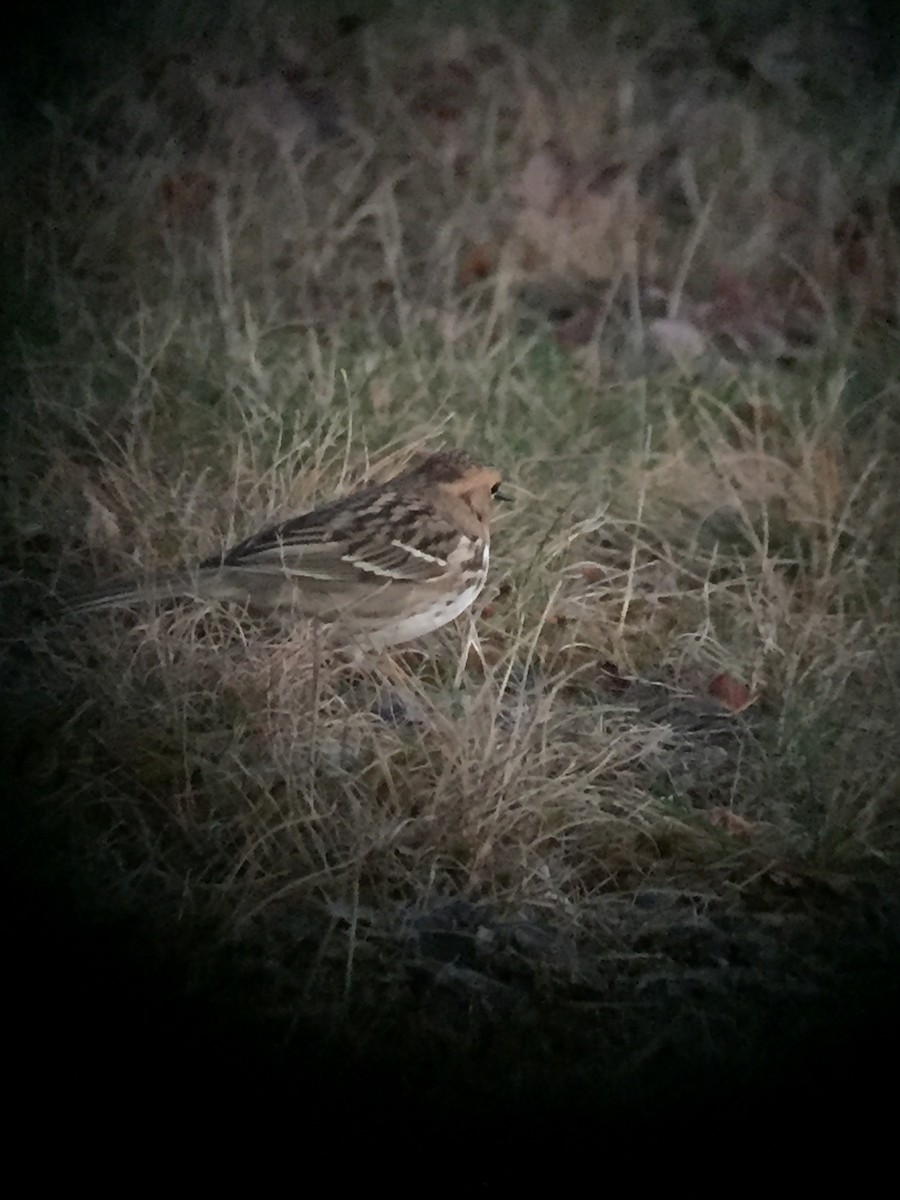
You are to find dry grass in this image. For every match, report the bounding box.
[4,0,900,1096]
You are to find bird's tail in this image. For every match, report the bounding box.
[66,571,205,613]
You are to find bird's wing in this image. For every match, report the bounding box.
[206,489,469,584]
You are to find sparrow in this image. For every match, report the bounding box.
[71,449,505,650]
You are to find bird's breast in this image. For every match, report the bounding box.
[449,535,489,580]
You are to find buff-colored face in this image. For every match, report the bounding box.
[392,450,503,536]
[443,465,503,525]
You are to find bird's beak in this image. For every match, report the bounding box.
[492,487,512,502]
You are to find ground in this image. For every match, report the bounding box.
[3,0,900,1120]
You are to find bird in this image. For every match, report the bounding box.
[70,449,506,651]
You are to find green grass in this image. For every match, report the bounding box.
[3,0,900,1101]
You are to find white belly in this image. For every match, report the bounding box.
[366,547,489,649]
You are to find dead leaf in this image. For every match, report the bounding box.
[707,807,755,837]
[542,612,570,627]
[514,145,656,283]
[465,636,505,674]
[458,242,495,287]
[692,265,823,361]
[708,672,753,713]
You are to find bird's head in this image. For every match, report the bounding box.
[400,449,507,529]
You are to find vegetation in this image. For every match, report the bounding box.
[4,0,900,1110]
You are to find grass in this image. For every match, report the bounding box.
[3,0,900,1108]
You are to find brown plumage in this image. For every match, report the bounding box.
[71,450,505,649]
